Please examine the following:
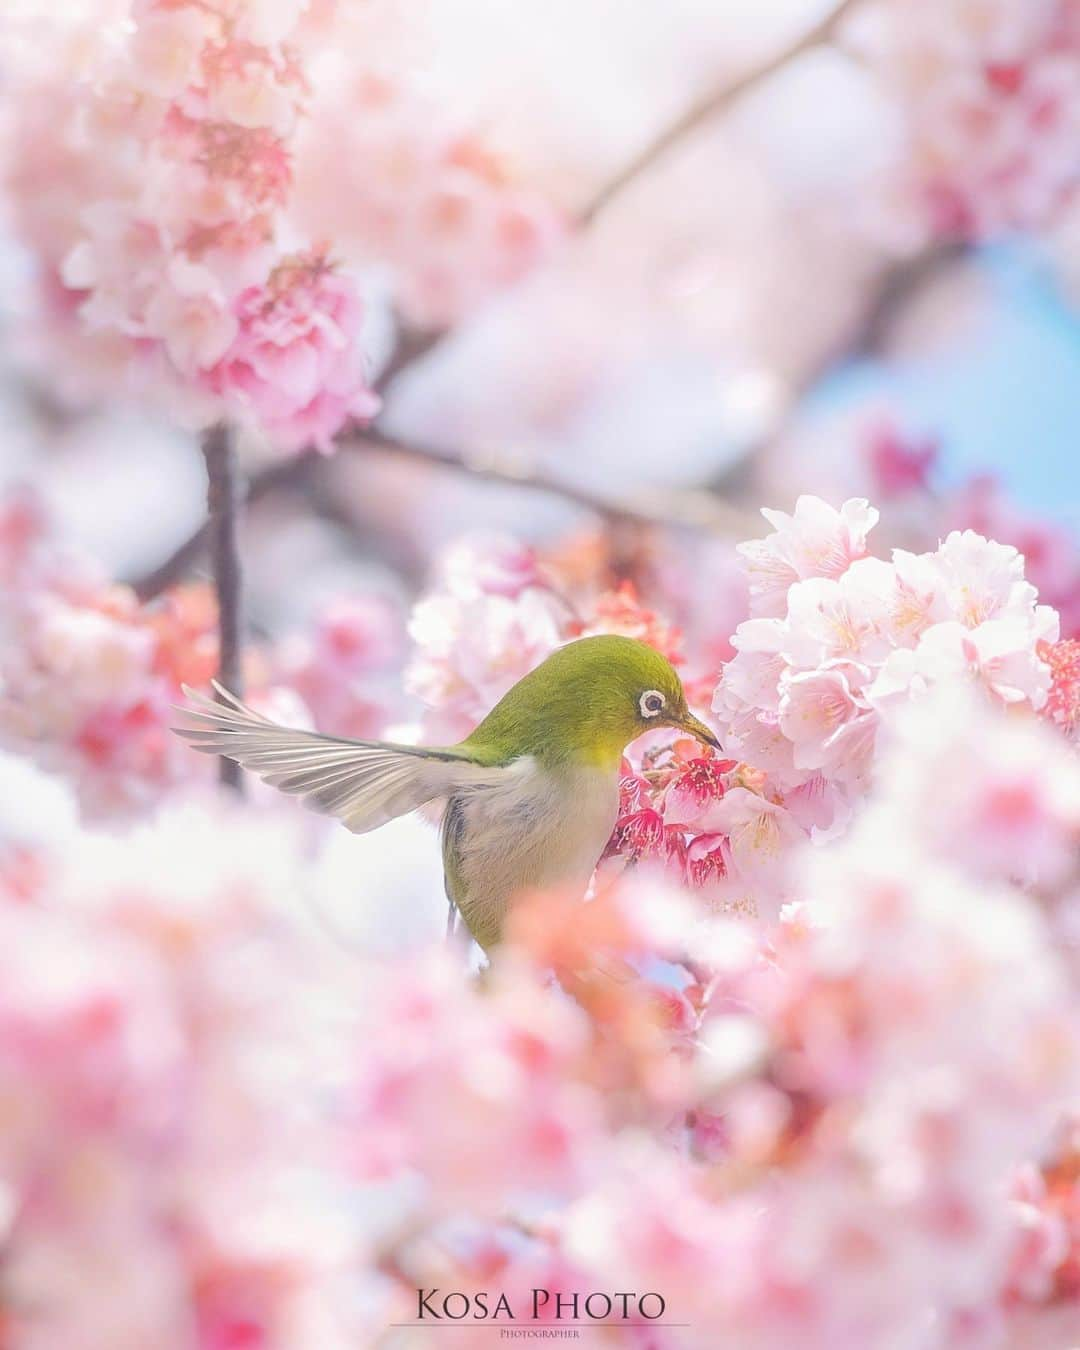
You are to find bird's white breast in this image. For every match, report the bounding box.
[448,757,619,949]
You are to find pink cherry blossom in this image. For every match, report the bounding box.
[778,664,877,781]
[4,1,378,451]
[292,7,567,329]
[1041,638,1080,740]
[947,476,1080,639]
[712,498,1063,899]
[0,788,379,1349]
[274,591,406,740]
[352,948,602,1211]
[0,499,220,817]
[738,496,880,620]
[201,257,380,454]
[407,538,571,744]
[855,0,1080,238]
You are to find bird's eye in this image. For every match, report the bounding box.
[639,690,666,718]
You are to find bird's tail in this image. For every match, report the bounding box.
[175,682,477,834]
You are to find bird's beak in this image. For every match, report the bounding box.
[676,711,722,751]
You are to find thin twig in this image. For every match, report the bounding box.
[202,424,245,793]
[347,425,750,534]
[580,0,864,225]
[129,423,751,599]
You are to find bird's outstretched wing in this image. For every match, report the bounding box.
[175,682,483,834]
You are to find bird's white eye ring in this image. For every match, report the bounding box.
[640,690,666,718]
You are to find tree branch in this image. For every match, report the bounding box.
[580,0,864,225]
[345,426,750,534]
[132,454,313,601]
[202,424,245,792]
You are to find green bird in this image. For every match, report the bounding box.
[177,635,719,950]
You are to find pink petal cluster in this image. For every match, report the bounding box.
[0,792,380,1349]
[709,496,1061,896]
[1041,637,1080,741]
[0,492,219,818]
[293,9,566,329]
[273,590,407,740]
[855,0,1080,238]
[199,255,381,454]
[405,534,572,744]
[6,1,377,448]
[947,475,1080,639]
[405,533,698,749]
[352,949,602,1213]
[0,3,147,401]
[0,491,425,818]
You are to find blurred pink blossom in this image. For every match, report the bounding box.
[855,0,1080,238]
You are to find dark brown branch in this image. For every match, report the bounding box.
[580,0,864,225]
[202,424,245,792]
[376,328,446,391]
[129,421,750,599]
[132,455,313,601]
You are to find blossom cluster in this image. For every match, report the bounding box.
[274,590,408,739]
[0,788,382,1350]
[0,490,218,817]
[293,9,567,330]
[405,532,684,746]
[707,496,1062,898]
[4,1,378,450]
[0,489,408,816]
[771,419,1080,642]
[854,0,1080,239]
[400,505,1079,925]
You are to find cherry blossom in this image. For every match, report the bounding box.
[0,787,379,1350]
[0,496,217,817]
[273,591,407,740]
[738,496,880,621]
[0,492,408,817]
[711,498,1062,893]
[4,1,378,449]
[1041,638,1080,740]
[947,477,1080,640]
[292,3,567,329]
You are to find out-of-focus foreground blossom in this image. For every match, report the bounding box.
[0,790,384,1349]
[7,672,1074,1346]
[352,688,1080,1348]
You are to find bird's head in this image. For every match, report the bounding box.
[464,634,721,770]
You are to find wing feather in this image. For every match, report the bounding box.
[174,683,489,834]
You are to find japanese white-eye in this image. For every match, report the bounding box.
[177,634,720,950]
